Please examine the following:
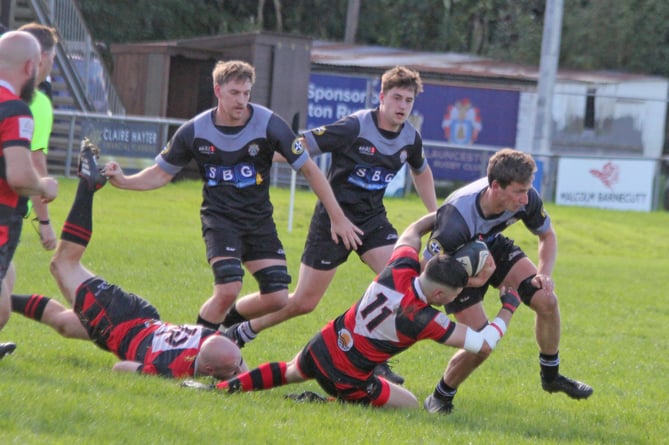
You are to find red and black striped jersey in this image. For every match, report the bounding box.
[0,83,33,224]
[318,245,456,380]
[109,320,220,378]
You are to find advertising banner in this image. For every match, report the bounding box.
[556,158,654,212]
[82,119,162,172]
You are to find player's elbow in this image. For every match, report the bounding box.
[478,342,493,359]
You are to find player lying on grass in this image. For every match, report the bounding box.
[183,212,522,408]
[11,140,246,379]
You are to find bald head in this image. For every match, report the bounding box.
[196,334,245,380]
[0,30,41,101]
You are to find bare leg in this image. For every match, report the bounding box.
[49,178,99,306]
[12,294,88,339]
[0,263,15,331]
[249,264,337,333]
[443,303,490,388]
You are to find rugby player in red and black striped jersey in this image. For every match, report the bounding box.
[0,31,58,359]
[11,142,245,379]
[189,213,521,408]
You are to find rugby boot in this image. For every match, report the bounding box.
[78,138,107,191]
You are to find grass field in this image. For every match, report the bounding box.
[1,178,668,444]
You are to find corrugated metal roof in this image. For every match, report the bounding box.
[310,40,664,85]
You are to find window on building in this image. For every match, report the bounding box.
[584,88,596,130]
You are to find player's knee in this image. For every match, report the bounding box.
[210,290,240,312]
[212,258,244,285]
[49,254,65,281]
[290,294,320,316]
[517,275,542,306]
[253,265,291,295]
[0,308,8,329]
[518,275,559,314]
[530,290,559,316]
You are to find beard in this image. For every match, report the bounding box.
[20,72,37,103]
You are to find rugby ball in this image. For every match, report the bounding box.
[453,240,489,277]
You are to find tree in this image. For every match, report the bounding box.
[76,0,669,78]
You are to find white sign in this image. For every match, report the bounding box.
[556,158,655,212]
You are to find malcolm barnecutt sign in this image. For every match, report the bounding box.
[555,157,655,212]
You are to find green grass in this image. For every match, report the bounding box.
[2,179,668,444]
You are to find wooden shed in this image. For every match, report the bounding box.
[110,32,312,127]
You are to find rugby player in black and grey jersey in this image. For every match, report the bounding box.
[422,148,593,414]
[224,66,438,385]
[104,60,361,338]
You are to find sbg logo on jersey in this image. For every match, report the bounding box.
[206,163,258,188]
[337,328,354,351]
[291,138,305,155]
[348,166,395,191]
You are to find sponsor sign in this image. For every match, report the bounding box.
[81,119,162,172]
[556,158,654,212]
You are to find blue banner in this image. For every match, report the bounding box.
[81,119,162,172]
[307,73,378,129]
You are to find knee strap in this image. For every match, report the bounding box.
[517,274,540,305]
[212,258,244,285]
[253,265,291,294]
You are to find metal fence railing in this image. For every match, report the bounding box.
[48,111,669,213]
[50,110,183,177]
[32,0,125,115]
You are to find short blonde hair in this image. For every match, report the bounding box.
[212,60,255,87]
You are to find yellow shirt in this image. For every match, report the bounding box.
[29,89,53,154]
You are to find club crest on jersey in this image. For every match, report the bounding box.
[197,144,215,155]
[427,238,443,255]
[358,145,376,156]
[160,141,172,156]
[19,117,34,139]
[337,328,354,351]
[291,138,305,155]
[399,150,407,163]
[434,312,452,329]
[312,126,326,136]
[248,143,260,157]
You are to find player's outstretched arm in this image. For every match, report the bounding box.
[104,162,173,191]
[112,360,142,373]
[444,287,521,354]
[410,166,438,212]
[476,286,521,351]
[299,157,363,250]
[394,212,436,251]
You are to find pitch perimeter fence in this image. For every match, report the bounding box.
[50,110,669,215]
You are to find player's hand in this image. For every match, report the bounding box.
[39,223,57,250]
[330,216,363,251]
[102,161,122,178]
[466,254,495,287]
[180,380,215,391]
[499,286,521,313]
[39,177,58,203]
[532,274,554,294]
